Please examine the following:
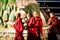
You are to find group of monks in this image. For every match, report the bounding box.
[11,11,59,40]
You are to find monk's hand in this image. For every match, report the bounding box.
[11,22,15,27]
[40,32,43,37]
[7,22,14,27]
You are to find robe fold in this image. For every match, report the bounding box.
[27,16,43,40]
[47,17,59,40]
[13,18,24,40]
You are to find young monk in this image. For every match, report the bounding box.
[47,12,59,40]
[12,13,24,40]
[27,11,43,40]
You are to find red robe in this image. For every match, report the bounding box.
[13,18,24,40]
[27,16,43,40]
[48,17,59,32]
[47,17,59,40]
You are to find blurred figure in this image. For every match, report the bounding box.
[12,13,24,40]
[20,11,27,29]
[47,12,59,40]
[27,13,32,19]
[27,11,43,40]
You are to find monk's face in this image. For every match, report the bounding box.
[33,12,38,17]
[50,13,55,18]
[27,14,30,19]
[16,13,20,19]
[16,13,18,19]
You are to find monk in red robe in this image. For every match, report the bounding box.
[27,11,43,40]
[47,12,59,40]
[13,13,24,40]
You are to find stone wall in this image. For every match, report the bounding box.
[0,27,49,40]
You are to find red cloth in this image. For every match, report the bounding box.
[48,17,59,28]
[13,18,24,40]
[27,17,43,36]
[47,17,59,40]
[14,33,24,40]
[47,17,59,33]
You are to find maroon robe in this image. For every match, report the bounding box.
[13,18,24,40]
[47,17,59,40]
[27,16,43,40]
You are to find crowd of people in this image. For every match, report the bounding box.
[10,10,59,40]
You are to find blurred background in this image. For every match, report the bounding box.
[0,0,60,40]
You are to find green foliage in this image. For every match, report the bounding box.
[0,23,4,28]
[0,0,2,2]
[8,0,16,5]
[2,0,8,5]
[2,0,8,10]
[0,10,3,17]
[24,3,40,16]
[0,0,2,4]
[0,0,3,11]
[0,0,2,5]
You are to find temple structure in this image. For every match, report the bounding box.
[16,0,37,8]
